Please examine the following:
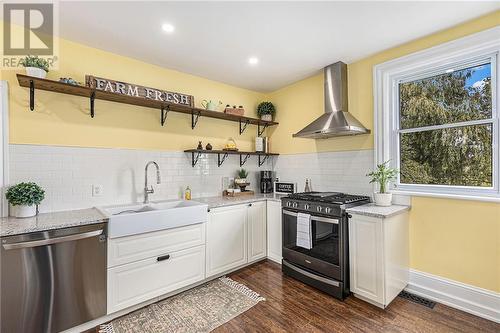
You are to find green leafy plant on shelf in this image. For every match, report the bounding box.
[6,182,45,206]
[366,161,398,194]
[257,101,276,121]
[20,55,50,72]
[237,168,248,179]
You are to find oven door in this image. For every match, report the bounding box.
[282,209,343,280]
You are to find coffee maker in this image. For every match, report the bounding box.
[260,171,275,194]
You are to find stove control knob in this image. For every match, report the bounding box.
[325,207,332,214]
[316,206,322,212]
[304,204,310,210]
[292,202,299,208]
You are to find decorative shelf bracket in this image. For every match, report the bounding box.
[90,91,96,118]
[239,119,250,135]
[191,110,201,129]
[160,106,169,126]
[217,152,229,167]
[29,80,35,111]
[258,154,270,167]
[191,151,202,167]
[258,123,268,136]
[239,153,251,167]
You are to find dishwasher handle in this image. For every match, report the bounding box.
[2,229,103,250]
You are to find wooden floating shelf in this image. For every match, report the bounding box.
[16,74,278,135]
[184,149,279,167]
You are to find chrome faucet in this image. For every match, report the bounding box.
[144,161,161,204]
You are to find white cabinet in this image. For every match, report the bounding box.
[266,200,282,263]
[348,211,409,308]
[248,201,267,262]
[206,204,248,277]
[107,245,205,314]
[108,223,205,267]
[107,223,207,314]
[206,201,267,278]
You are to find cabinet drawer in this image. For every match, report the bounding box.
[108,223,205,267]
[107,245,205,314]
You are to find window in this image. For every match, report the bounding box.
[374,28,500,201]
[398,62,493,187]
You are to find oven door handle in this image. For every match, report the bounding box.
[282,210,339,224]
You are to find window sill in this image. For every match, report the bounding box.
[390,190,500,203]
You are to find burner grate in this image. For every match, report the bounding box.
[398,291,436,309]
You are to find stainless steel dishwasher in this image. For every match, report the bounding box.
[1,223,107,333]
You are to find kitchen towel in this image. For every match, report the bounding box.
[296,212,312,250]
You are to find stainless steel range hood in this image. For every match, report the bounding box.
[293,62,370,139]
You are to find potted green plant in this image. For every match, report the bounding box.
[6,182,45,218]
[367,161,398,206]
[20,55,50,79]
[235,168,249,191]
[257,101,276,121]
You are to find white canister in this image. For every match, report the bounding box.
[255,137,264,152]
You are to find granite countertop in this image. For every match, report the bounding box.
[0,208,108,237]
[0,194,284,237]
[346,203,410,219]
[195,193,286,209]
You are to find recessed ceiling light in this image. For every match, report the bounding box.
[162,23,175,33]
[248,57,259,65]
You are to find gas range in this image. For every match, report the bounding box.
[282,191,370,217]
[281,191,370,299]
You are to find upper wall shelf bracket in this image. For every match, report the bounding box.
[239,119,250,135]
[90,91,96,118]
[258,154,270,167]
[218,152,229,167]
[258,123,268,136]
[191,151,202,167]
[160,105,169,126]
[239,153,251,167]
[29,80,35,111]
[191,110,201,129]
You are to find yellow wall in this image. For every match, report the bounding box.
[269,10,500,292]
[2,12,499,292]
[2,35,266,152]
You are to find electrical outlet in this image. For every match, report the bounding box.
[92,184,103,197]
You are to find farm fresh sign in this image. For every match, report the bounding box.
[85,75,194,107]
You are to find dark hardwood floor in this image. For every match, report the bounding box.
[92,260,499,332]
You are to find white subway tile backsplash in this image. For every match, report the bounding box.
[9,144,374,213]
[274,150,374,196]
[9,144,272,213]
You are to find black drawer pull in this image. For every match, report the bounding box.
[157,254,170,262]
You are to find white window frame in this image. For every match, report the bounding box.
[0,81,10,216]
[374,27,500,202]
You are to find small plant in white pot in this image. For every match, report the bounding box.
[367,161,398,207]
[257,101,276,122]
[6,182,45,218]
[235,168,248,185]
[20,55,50,79]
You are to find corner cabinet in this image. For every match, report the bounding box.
[247,201,267,262]
[206,201,267,277]
[266,200,282,263]
[348,210,409,308]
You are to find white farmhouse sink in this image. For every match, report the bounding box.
[98,200,208,238]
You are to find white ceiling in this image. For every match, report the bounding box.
[59,1,500,92]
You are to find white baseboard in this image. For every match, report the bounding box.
[405,269,500,323]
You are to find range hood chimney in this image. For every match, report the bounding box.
[293,61,370,139]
